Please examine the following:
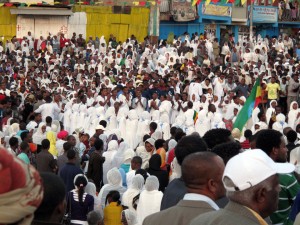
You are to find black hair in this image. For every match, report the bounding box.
[34,173,65,220]
[19,122,26,130]
[20,131,29,141]
[41,139,50,149]
[74,175,88,206]
[203,128,232,149]
[20,141,29,151]
[175,135,208,165]
[99,120,107,128]
[105,190,121,206]
[257,111,264,120]
[132,156,142,165]
[286,130,298,143]
[135,169,148,181]
[212,142,242,165]
[143,134,150,142]
[154,139,165,149]
[94,139,104,151]
[170,127,177,136]
[63,142,72,152]
[256,129,283,156]
[244,129,253,139]
[174,129,186,142]
[67,149,76,160]
[46,116,52,124]
[149,122,157,131]
[9,136,18,147]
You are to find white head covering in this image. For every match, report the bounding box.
[145,176,159,191]
[123,209,138,225]
[32,122,46,145]
[168,139,177,151]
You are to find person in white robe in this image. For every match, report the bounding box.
[195,110,211,137]
[102,140,119,184]
[288,101,300,130]
[188,79,203,102]
[125,110,139,149]
[98,167,126,212]
[85,182,102,211]
[112,142,128,169]
[159,97,172,124]
[266,100,277,125]
[122,174,144,213]
[211,113,226,129]
[185,118,195,135]
[136,111,151,142]
[272,113,288,133]
[136,176,163,225]
[158,114,171,140]
[32,122,46,146]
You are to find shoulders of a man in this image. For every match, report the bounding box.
[190,203,259,225]
[144,200,214,225]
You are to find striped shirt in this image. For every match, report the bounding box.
[270,173,300,225]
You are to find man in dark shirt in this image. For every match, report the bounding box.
[36,139,55,173]
[59,149,83,192]
[87,139,105,192]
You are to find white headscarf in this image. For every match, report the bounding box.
[122,174,144,212]
[32,122,46,145]
[123,209,138,225]
[288,101,299,130]
[98,167,126,211]
[137,176,163,224]
[84,182,101,211]
[102,140,118,184]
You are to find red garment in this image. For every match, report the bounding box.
[60,37,67,48]
[241,140,251,149]
[167,148,175,165]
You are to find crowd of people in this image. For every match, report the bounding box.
[2,29,300,225]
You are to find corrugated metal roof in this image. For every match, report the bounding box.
[10,7,73,15]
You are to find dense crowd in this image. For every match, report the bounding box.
[2,30,300,225]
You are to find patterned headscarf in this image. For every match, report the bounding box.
[0,149,43,225]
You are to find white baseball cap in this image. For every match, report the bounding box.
[95,125,106,131]
[223,149,295,192]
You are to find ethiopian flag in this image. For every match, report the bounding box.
[193,110,198,125]
[233,78,262,131]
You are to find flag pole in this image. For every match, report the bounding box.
[249,0,253,39]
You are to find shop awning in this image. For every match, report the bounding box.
[10,7,73,16]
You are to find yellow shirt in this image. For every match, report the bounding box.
[104,202,123,225]
[266,83,280,100]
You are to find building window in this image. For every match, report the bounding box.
[123,6,131,14]
[113,6,122,13]
[113,6,131,14]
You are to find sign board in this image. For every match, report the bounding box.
[252,6,277,23]
[10,0,54,4]
[202,4,232,17]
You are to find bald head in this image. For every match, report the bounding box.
[182,152,225,201]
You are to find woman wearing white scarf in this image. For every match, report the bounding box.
[122,174,144,213]
[288,101,300,130]
[136,176,163,225]
[117,107,129,140]
[159,114,171,140]
[32,122,46,146]
[112,141,128,169]
[97,167,126,211]
[122,209,138,225]
[102,140,118,184]
[137,111,151,142]
[266,100,277,125]
[8,123,20,137]
[125,110,139,149]
[272,113,288,133]
[84,182,101,211]
[105,107,117,132]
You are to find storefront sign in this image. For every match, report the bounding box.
[202,4,232,17]
[252,6,277,23]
